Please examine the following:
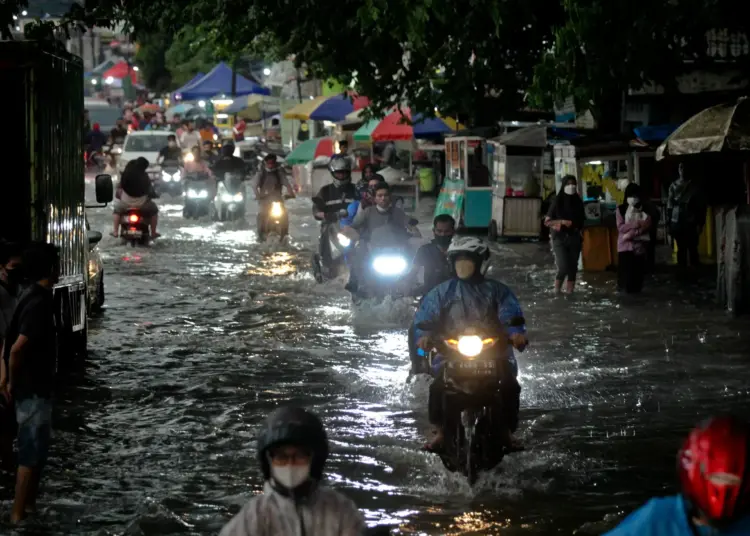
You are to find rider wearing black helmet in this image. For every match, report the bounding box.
[219,406,365,536]
[253,153,295,201]
[312,155,357,273]
[211,143,247,181]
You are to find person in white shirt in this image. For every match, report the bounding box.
[178,120,201,152]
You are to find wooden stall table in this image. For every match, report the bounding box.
[582,223,617,271]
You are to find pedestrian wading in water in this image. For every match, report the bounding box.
[616,183,652,293]
[545,175,585,293]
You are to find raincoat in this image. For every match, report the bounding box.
[219,482,365,536]
[413,277,525,374]
[604,495,750,536]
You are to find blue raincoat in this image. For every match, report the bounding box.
[340,200,360,227]
[413,277,526,376]
[604,495,750,536]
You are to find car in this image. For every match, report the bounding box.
[85,99,123,135]
[118,130,174,182]
[86,217,105,313]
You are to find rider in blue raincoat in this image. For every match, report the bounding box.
[604,415,750,536]
[414,236,527,451]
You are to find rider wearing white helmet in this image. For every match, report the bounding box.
[414,236,528,451]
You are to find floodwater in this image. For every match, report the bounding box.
[2,179,749,535]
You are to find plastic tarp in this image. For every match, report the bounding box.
[633,124,678,142]
[715,205,750,315]
[179,62,270,100]
[173,73,205,98]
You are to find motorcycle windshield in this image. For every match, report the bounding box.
[368,225,411,249]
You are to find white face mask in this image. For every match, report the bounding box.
[627,197,639,206]
[617,179,630,191]
[564,184,577,195]
[271,464,311,490]
[376,205,388,213]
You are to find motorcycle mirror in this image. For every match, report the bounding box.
[87,230,103,247]
[94,174,114,204]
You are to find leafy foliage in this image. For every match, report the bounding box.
[134,31,173,92]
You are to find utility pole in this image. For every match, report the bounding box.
[231,56,238,97]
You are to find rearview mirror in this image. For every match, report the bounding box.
[95,174,114,204]
[87,230,102,247]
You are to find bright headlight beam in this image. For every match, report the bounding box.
[372,255,407,276]
[457,335,484,357]
[270,202,283,218]
[337,233,351,247]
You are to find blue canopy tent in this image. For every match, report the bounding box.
[178,62,270,100]
[172,73,205,101]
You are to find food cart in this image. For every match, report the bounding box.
[445,136,492,229]
[488,126,552,239]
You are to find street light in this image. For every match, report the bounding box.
[263,67,271,76]
[21,10,28,16]
[91,79,98,85]
[133,66,140,72]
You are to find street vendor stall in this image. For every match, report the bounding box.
[488,126,557,239]
[443,136,492,229]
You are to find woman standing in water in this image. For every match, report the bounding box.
[616,183,651,293]
[545,175,586,293]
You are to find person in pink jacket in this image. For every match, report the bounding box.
[616,183,652,293]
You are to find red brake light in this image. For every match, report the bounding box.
[128,214,140,222]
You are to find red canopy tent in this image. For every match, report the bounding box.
[102,61,137,84]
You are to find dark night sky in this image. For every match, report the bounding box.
[25,1,78,17]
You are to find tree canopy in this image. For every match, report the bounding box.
[3,0,749,128]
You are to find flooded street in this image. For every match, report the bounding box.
[3,179,750,535]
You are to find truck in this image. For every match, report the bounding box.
[0,40,112,359]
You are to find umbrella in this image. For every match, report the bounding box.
[224,95,280,121]
[102,61,136,84]
[353,108,456,141]
[165,103,194,119]
[657,97,750,160]
[286,137,335,165]
[137,103,161,113]
[283,93,369,121]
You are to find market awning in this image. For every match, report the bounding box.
[102,61,136,84]
[283,93,369,121]
[178,62,270,100]
[353,108,457,141]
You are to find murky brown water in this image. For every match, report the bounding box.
[1,179,749,535]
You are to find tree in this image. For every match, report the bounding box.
[2,0,564,126]
[135,31,173,92]
[529,0,744,131]
[164,25,229,88]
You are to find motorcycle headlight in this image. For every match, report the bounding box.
[221,194,234,203]
[372,255,407,276]
[337,233,351,248]
[270,202,283,218]
[199,189,209,198]
[173,171,181,181]
[187,189,198,198]
[112,147,122,154]
[161,171,171,181]
[185,152,195,162]
[233,193,243,202]
[445,336,498,358]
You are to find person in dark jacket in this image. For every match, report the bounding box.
[312,155,356,275]
[545,175,586,293]
[112,157,159,238]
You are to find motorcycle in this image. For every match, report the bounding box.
[158,162,184,196]
[183,172,212,219]
[349,245,414,303]
[257,194,294,242]
[85,149,106,172]
[119,209,152,246]
[311,213,353,283]
[418,319,521,484]
[212,172,246,222]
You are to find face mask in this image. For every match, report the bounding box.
[376,204,388,213]
[433,235,453,248]
[627,197,639,206]
[168,142,176,148]
[564,185,577,195]
[617,179,630,191]
[454,259,476,279]
[271,464,311,489]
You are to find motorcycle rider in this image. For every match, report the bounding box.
[111,157,160,238]
[341,174,383,227]
[341,181,418,293]
[157,135,183,165]
[253,153,295,240]
[409,214,456,297]
[84,123,108,166]
[202,139,218,165]
[212,143,247,180]
[312,155,357,273]
[109,120,128,145]
[179,120,201,151]
[218,406,365,536]
[605,415,750,536]
[414,237,527,451]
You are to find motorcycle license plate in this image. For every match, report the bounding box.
[454,360,496,376]
[125,230,143,238]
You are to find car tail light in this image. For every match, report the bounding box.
[128,214,140,223]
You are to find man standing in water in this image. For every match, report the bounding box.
[219,406,365,535]
[3,243,59,523]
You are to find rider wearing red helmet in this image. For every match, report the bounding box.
[605,415,750,535]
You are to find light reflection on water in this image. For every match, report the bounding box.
[12,186,749,535]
